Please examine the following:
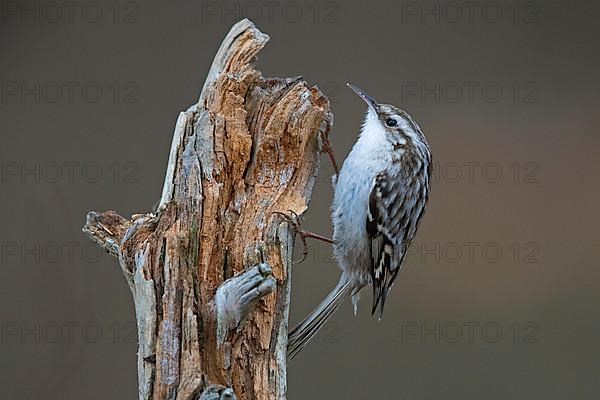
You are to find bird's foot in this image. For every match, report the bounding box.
[273,210,333,263]
[318,126,340,177]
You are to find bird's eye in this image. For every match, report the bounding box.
[385,118,398,127]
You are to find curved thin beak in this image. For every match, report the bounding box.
[346,83,378,111]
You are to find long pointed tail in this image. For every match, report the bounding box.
[287,277,355,360]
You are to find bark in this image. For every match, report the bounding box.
[82,19,332,400]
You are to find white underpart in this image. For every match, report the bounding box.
[288,105,430,355]
[331,108,393,310]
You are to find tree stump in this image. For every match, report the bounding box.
[82,19,332,400]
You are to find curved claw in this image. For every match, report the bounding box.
[272,210,309,264]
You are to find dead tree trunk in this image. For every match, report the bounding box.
[82,19,332,400]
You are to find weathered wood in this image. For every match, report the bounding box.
[82,19,331,400]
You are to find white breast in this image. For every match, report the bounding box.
[331,109,391,283]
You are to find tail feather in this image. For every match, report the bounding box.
[287,278,354,359]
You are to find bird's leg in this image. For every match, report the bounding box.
[316,114,339,177]
[273,210,333,263]
[319,128,340,177]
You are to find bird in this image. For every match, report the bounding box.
[287,83,432,359]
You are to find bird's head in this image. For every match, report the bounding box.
[347,83,429,157]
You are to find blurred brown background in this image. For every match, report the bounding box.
[1,0,598,398]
